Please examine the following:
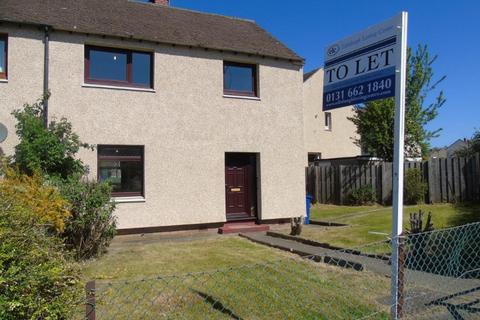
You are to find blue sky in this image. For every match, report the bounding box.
[174,0,479,148]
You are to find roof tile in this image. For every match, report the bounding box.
[0,0,303,63]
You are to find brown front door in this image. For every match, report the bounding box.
[225,153,257,221]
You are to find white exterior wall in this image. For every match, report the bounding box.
[303,69,361,159]
[0,25,305,230]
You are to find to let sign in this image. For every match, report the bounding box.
[323,15,401,110]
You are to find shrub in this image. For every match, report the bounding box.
[348,185,376,205]
[12,96,91,179]
[0,164,70,232]
[0,174,81,319]
[404,168,427,205]
[54,176,117,260]
[11,97,117,260]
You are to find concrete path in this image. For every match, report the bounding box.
[240,231,480,315]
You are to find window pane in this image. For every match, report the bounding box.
[132,52,152,86]
[89,49,127,81]
[98,146,144,196]
[0,40,5,73]
[325,112,332,130]
[224,63,255,93]
[99,160,143,194]
[99,160,122,188]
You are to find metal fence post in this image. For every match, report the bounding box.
[86,280,96,320]
[395,235,406,318]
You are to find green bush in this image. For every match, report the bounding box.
[348,185,377,205]
[0,178,81,319]
[54,176,117,260]
[11,96,117,260]
[404,168,427,205]
[0,164,70,233]
[12,95,91,179]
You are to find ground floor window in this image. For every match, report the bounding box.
[98,145,144,197]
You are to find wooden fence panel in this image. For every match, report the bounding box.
[454,157,459,202]
[305,153,479,204]
[317,166,322,203]
[460,157,467,202]
[473,153,480,201]
[446,157,453,202]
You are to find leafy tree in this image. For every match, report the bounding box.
[12,95,92,178]
[455,130,480,157]
[349,45,446,161]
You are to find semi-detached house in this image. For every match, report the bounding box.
[0,0,306,233]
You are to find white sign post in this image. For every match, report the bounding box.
[323,12,408,319]
[391,11,408,320]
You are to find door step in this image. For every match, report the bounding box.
[218,222,269,234]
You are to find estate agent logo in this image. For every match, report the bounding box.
[327,44,340,57]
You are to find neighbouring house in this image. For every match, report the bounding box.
[0,0,306,233]
[430,139,469,158]
[303,68,361,163]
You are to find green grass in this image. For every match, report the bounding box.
[301,203,480,252]
[81,236,390,319]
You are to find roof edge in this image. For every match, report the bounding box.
[127,0,257,24]
[0,19,304,65]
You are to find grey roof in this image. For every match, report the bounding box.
[0,0,303,63]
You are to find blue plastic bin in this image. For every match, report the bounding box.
[305,195,312,225]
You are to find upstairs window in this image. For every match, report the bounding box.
[85,45,153,88]
[98,145,144,197]
[324,112,332,131]
[0,34,7,79]
[223,61,258,97]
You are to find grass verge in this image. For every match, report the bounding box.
[81,236,390,319]
[300,203,480,252]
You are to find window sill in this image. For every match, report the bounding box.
[111,196,146,203]
[82,83,155,93]
[223,94,261,101]
[0,79,8,83]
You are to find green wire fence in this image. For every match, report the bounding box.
[79,222,480,319]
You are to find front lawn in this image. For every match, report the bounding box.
[81,235,390,319]
[301,203,480,251]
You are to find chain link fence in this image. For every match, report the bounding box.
[78,222,480,319]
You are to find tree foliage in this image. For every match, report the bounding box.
[455,130,480,157]
[12,95,92,179]
[349,45,446,161]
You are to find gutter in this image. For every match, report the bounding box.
[43,25,50,128]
